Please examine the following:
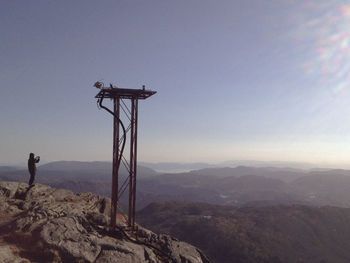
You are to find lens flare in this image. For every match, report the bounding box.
[297,1,350,97]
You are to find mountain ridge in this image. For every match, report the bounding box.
[4,163,350,209]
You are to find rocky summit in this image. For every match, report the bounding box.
[0,181,210,263]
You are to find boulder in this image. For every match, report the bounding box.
[0,181,210,263]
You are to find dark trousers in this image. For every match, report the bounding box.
[29,171,35,186]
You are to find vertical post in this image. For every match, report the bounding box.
[128,99,135,228]
[132,98,138,229]
[111,97,120,228]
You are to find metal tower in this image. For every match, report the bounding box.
[94,82,156,231]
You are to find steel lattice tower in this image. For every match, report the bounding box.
[94,82,156,231]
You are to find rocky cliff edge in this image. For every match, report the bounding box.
[0,181,210,263]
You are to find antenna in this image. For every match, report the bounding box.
[94,82,156,231]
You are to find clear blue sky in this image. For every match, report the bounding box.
[1,0,350,167]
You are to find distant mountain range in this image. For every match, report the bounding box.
[136,167,350,208]
[1,159,333,173]
[139,160,317,173]
[2,161,350,210]
[0,160,157,179]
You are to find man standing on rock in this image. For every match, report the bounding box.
[28,153,40,186]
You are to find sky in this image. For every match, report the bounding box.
[1,0,350,167]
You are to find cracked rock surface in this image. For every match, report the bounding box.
[0,181,210,263]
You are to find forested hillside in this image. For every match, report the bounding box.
[138,201,350,263]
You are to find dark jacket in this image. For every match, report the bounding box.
[28,154,39,174]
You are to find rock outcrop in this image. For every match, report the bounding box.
[0,181,210,263]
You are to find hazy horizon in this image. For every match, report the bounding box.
[3,158,350,171]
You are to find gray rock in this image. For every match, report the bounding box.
[0,181,211,263]
[0,245,29,263]
[95,240,158,263]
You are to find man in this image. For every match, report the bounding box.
[28,153,40,186]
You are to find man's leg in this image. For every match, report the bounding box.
[29,172,35,186]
